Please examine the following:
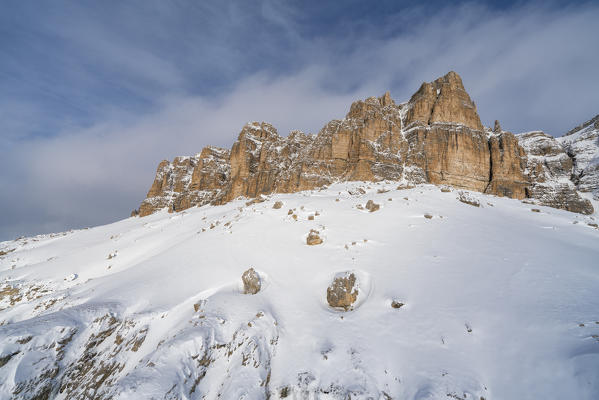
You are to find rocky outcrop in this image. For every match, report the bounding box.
[558,115,599,200]
[137,71,594,216]
[517,131,593,214]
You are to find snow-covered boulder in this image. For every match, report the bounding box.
[365,200,380,212]
[326,271,359,310]
[457,191,480,207]
[242,268,261,294]
[306,230,323,246]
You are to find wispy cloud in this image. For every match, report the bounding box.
[1,1,598,240]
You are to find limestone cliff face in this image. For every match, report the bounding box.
[136,71,594,216]
[404,125,490,191]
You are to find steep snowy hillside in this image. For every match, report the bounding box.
[1,183,598,399]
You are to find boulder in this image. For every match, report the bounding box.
[242,268,261,295]
[391,300,404,309]
[327,272,359,310]
[365,200,380,212]
[306,230,323,246]
[457,191,480,207]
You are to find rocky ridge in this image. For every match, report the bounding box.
[137,71,594,216]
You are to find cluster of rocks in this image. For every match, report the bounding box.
[137,71,596,216]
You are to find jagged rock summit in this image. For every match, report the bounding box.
[137,71,594,216]
[404,70,483,131]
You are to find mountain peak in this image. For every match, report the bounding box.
[380,91,394,107]
[404,71,483,131]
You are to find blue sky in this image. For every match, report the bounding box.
[1,0,598,240]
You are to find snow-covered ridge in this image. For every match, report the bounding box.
[1,182,599,399]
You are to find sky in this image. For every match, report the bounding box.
[1,0,598,240]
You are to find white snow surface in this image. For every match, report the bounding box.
[1,182,599,399]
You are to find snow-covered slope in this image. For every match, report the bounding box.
[1,182,599,399]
